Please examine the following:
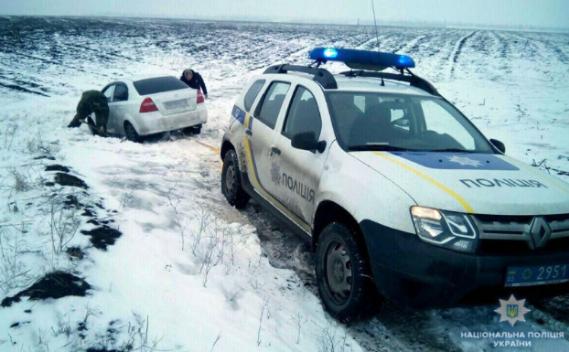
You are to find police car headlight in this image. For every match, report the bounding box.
[410,206,477,252]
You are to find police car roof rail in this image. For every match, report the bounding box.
[264,64,338,89]
[340,69,441,96]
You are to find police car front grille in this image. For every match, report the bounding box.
[473,214,569,254]
[547,215,569,237]
[477,237,569,256]
[474,215,533,240]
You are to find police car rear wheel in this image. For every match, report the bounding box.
[316,222,373,322]
[222,149,249,209]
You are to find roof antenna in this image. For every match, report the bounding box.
[371,0,380,52]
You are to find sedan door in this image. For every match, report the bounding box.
[101,84,118,133]
[109,82,130,135]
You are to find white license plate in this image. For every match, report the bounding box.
[164,99,189,110]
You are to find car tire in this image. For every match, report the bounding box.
[124,122,141,142]
[316,222,375,322]
[192,124,202,135]
[183,124,202,135]
[221,149,249,209]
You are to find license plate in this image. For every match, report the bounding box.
[505,264,569,287]
[164,99,189,110]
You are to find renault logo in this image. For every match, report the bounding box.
[527,217,551,250]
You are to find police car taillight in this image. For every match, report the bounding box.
[196,90,205,104]
[139,97,158,113]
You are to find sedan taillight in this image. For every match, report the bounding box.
[196,90,205,104]
[140,97,158,113]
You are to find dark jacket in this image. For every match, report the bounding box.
[180,70,208,96]
[77,90,109,117]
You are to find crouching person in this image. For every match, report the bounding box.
[67,90,109,136]
[180,68,208,98]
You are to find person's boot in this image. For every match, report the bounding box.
[97,126,108,137]
[67,115,82,128]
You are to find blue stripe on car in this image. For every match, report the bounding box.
[391,152,519,170]
[232,105,246,124]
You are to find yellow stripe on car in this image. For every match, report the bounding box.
[374,152,475,213]
[242,113,312,234]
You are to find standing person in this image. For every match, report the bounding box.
[67,90,109,136]
[180,68,208,98]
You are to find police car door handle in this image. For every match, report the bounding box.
[245,128,252,136]
[270,147,281,156]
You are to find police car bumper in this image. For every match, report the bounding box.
[360,220,569,307]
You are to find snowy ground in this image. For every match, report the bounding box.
[1,16,569,351]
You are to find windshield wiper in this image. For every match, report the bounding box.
[347,144,415,152]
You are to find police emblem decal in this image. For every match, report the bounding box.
[447,155,482,167]
[494,294,531,326]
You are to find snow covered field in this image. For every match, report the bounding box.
[0,16,569,351]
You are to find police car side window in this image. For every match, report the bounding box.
[255,81,290,129]
[244,80,265,112]
[282,86,321,139]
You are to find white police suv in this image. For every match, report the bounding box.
[220,47,569,321]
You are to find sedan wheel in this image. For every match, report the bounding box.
[124,122,141,142]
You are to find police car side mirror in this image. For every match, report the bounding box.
[490,139,506,154]
[291,132,326,153]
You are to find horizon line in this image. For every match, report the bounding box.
[1,13,568,34]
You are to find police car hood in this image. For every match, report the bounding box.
[352,151,569,215]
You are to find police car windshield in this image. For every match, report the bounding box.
[326,92,494,153]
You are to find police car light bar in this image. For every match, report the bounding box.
[309,47,416,70]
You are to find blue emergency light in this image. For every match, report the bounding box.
[309,47,416,70]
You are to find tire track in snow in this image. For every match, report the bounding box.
[403,34,428,55]
[0,80,50,97]
[390,33,424,54]
[529,35,569,65]
[449,30,478,78]
[419,29,462,81]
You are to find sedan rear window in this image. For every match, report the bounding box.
[133,76,188,96]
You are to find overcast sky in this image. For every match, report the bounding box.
[2,0,568,29]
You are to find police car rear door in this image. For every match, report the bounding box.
[272,82,331,224]
[247,80,292,201]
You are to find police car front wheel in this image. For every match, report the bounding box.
[316,222,375,322]
[221,149,249,209]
